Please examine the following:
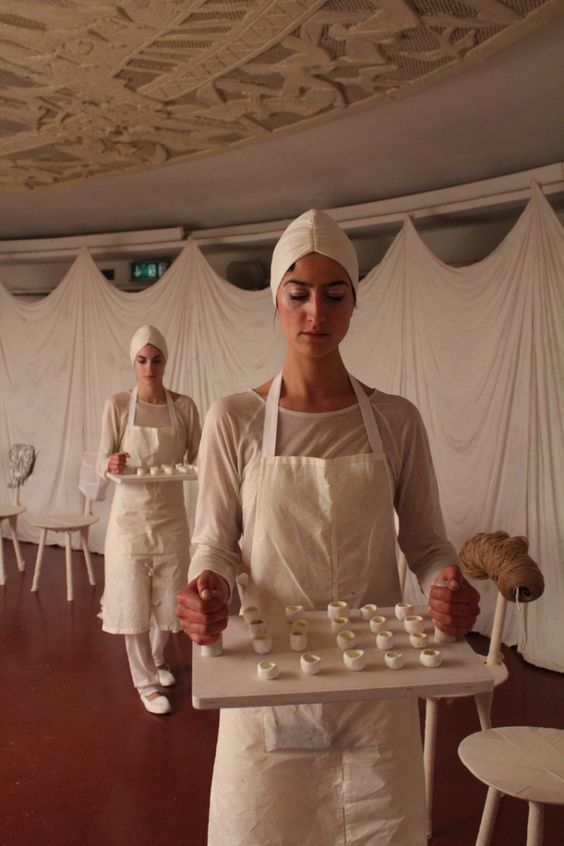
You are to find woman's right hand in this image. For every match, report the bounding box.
[176,571,230,645]
[107,452,129,474]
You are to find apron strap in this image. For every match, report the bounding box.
[349,376,384,455]
[127,386,179,428]
[127,386,138,427]
[262,372,383,457]
[165,389,179,428]
[262,373,282,458]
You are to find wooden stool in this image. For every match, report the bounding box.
[458,726,564,846]
[0,502,27,585]
[29,513,97,602]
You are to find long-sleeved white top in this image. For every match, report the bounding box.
[96,390,201,477]
[189,387,458,595]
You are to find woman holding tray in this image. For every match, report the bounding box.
[97,324,200,715]
[176,212,479,844]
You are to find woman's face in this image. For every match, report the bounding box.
[134,344,165,387]
[276,252,355,358]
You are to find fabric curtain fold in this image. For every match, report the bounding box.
[1,190,562,671]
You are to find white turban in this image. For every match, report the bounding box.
[129,324,168,365]
[270,209,359,304]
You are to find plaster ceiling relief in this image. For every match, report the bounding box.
[0,0,561,194]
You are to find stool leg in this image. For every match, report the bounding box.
[476,786,502,846]
[423,697,439,838]
[9,516,26,571]
[0,522,5,586]
[526,801,544,846]
[474,691,494,730]
[80,528,96,586]
[31,529,47,592]
[64,532,74,602]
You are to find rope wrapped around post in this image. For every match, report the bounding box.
[459,531,544,666]
[459,531,544,603]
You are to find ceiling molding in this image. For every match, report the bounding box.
[1,162,561,262]
[1,0,562,195]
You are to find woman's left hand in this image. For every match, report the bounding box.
[428,564,480,637]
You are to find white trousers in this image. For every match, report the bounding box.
[124,615,170,695]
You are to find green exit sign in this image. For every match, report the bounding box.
[129,259,170,282]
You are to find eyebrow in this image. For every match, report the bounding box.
[282,279,349,288]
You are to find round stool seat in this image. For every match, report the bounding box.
[459,727,564,805]
[28,513,98,532]
[0,503,26,518]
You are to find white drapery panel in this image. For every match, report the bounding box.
[1,188,562,670]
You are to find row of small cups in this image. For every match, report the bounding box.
[258,645,443,679]
[135,462,191,476]
[329,599,420,623]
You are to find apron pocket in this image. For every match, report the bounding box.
[262,704,335,750]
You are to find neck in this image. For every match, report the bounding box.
[280,350,354,411]
[136,383,166,404]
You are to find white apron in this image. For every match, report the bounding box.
[102,388,189,635]
[208,374,426,846]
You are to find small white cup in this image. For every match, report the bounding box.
[162,464,174,475]
[200,635,223,657]
[248,618,267,637]
[136,467,144,476]
[257,661,279,680]
[395,602,414,621]
[331,616,350,634]
[420,648,442,668]
[336,630,356,650]
[149,465,159,476]
[328,600,349,620]
[384,650,405,670]
[285,604,304,621]
[343,649,366,671]
[290,631,308,652]
[369,615,387,634]
[360,603,378,620]
[434,627,456,644]
[252,634,272,655]
[409,632,430,649]
[300,653,322,675]
[404,614,426,634]
[376,630,394,650]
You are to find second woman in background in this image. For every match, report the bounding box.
[98,324,201,714]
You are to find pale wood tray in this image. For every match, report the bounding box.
[108,467,197,484]
[192,607,494,709]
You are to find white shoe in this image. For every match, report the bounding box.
[157,666,176,687]
[141,693,171,715]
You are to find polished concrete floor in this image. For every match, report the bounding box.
[1,539,563,846]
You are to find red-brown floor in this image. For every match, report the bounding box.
[1,540,563,846]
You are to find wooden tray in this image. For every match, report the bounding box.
[108,467,197,484]
[192,607,494,709]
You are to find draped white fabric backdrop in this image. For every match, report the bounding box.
[1,188,562,671]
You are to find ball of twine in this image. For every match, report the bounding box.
[459,531,544,603]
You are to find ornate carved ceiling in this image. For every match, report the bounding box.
[0,0,561,195]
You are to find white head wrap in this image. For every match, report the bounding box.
[129,324,168,365]
[270,209,359,304]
